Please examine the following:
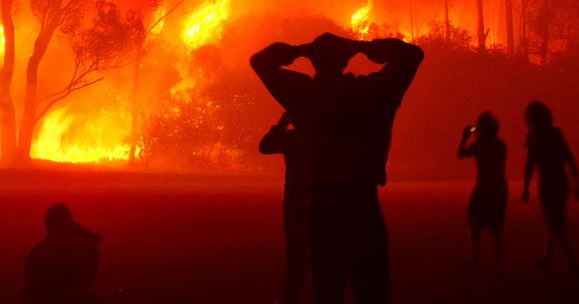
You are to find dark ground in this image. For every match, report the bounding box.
[0,169,578,304]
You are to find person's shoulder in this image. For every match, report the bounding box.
[27,240,46,256]
[551,126,564,138]
[525,131,538,146]
[497,138,507,147]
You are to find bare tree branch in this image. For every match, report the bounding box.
[146,0,186,35]
[35,76,104,122]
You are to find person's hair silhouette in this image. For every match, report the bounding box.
[259,112,308,304]
[252,33,423,304]
[458,112,508,276]
[522,101,579,272]
[20,203,102,304]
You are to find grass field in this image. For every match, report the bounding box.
[1,169,578,303]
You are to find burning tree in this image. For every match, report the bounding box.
[140,0,236,169]
[0,0,16,163]
[8,0,147,162]
[524,0,579,65]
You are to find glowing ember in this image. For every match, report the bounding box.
[31,107,133,163]
[182,0,230,51]
[350,0,373,40]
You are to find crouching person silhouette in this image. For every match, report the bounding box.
[20,203,102,304]
[260,112,308,304]
[457,113,508,276]
[251,33,424,304]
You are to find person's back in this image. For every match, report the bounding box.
[251,34,424,187]
[21,204,101,304]
[252,33,423,304]
[300,73,398,186]
[527,126,568,183]
[473,137,507,191]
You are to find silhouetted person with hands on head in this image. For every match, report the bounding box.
[259,112,308,304]
[251,33,423,304]
[522,101,579,273]
[457,112,508,276]
[20,203,102,304]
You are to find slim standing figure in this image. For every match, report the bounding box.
[251,33,423,304]
[260,112,308,304]
[522,101,579,271]
[457,112,508,276]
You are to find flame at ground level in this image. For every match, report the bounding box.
[30,107,134,164]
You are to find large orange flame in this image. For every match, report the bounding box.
[182,0,230,52]
[350,0,373,40]
[172,0,230,102]
[26,0,527,166]
[32,0,231,165]
[30,107,133,163]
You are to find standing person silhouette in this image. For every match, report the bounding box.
[522,101,579,272]
[251,33,423,304]
[20,203,102,304]
[457,112,508,276]
[259,112,308,304]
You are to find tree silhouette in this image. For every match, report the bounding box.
[17,0,145,161]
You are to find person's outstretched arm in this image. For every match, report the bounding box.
[522,144,536,203]
[363,38,425,103]
[250,43,312,112]
[457,126,475,159]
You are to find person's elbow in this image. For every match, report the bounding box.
[258,140,276,155]
[406,43,424,65]
[258,143,270,155]
[250,52,266,73]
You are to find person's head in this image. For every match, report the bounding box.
[44,203,74,234]
[476,112,500,138]
[525,101,553,131]
[304,33,357,79]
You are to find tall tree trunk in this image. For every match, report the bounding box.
[505,0,515,55]
[128,48,143,165]
[444,0,451,41]
[520,0,529,58]
[538,0,551,65]
[19,32,53,161]
[476,0,487,52]
[0,0,17,164]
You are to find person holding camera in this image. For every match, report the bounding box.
[458,112,508,276]
[259,112,308,304]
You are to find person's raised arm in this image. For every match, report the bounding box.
[362,39,424,105]
[457,126,475,159]
[250,43,312,112]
